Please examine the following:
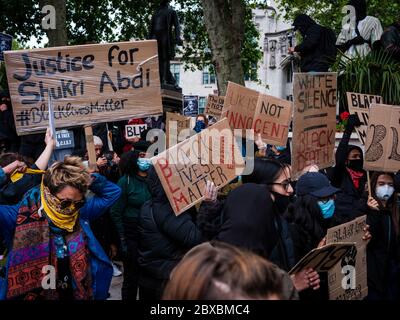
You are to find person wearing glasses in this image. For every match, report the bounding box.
[0,156,121,300]
[214,159,321,295]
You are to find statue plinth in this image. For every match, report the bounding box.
[161,87,183,113]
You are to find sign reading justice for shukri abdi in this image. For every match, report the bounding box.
[4,40,163,135]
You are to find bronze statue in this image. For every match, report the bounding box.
[149,0,183,91]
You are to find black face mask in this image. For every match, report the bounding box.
[271,191,293,214]
[347,159,363,171]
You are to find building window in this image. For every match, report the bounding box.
[202,66,216,85]
[245,63,258,81]
[286,65,293,83]
[199,97,206,114]
[170,64,181,85]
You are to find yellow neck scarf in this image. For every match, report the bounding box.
[40,182,80,232]
[10,168,46,183]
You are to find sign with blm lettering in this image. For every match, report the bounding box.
[292,73,337,179]
[326,215,368,300]
[152,118,245,216]
[346,92,383,145]
[125,124,148,139]
[222,82,293,145]
[205,95,224,120]
[364,104,400,172]
[4,40,162,136]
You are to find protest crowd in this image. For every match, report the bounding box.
[0,0,400,302]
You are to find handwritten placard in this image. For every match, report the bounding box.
[222,82,292,145]
[346,92,382,145]
[292,73,337,179]
[364,103,400,172]
[205,95,224,120]
[152,118,245,215]
[4,40,162,136]
[326,215,368,300]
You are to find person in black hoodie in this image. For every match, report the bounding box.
[216,159,321,293]
[328,115,366,222]
[365,172,400,300]
[379,19,400,62]
[137,167,207,300]
[290,14,337,72]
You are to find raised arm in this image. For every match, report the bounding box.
[35,128,56,170]
[80,173,121,222]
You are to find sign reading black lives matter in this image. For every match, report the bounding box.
[3,40,163,136]
[292,73,337,179]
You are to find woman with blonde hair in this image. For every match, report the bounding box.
[0,156,121,300]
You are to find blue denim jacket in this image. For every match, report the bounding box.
[0,173,121,300]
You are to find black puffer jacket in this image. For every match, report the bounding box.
[138,167,204,285]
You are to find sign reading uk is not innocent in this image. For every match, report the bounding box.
[4,40,163,136]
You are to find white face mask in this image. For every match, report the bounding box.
[376,185,395,201]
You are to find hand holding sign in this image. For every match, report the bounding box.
[44,127,56,150]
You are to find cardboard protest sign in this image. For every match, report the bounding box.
[183,95,199,116]
[0,33,13,61]
[364,104,400,172]
[4,40,162,136]
[152,118,245,216]
[205,95,224,120]
[326,215,368,300]
[165,112,191,148]
[253,93,293,146]
[292,73,337,179]
[289,243,355,275]
[125,124,148,139]
[346,92,383,145]
[222,82,293,145]
[222,82,260,134]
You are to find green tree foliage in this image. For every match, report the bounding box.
[277,0,400,32]
[0,0,264,78]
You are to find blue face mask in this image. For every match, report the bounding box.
[318,199,335,219]
[137,158,152,172]
[276,146,286,152]
[194,120,206,133]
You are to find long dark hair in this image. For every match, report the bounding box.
[370,172,399,235]
[242,158,289,187]
[284,194,326,248]
[118,150,139,177]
